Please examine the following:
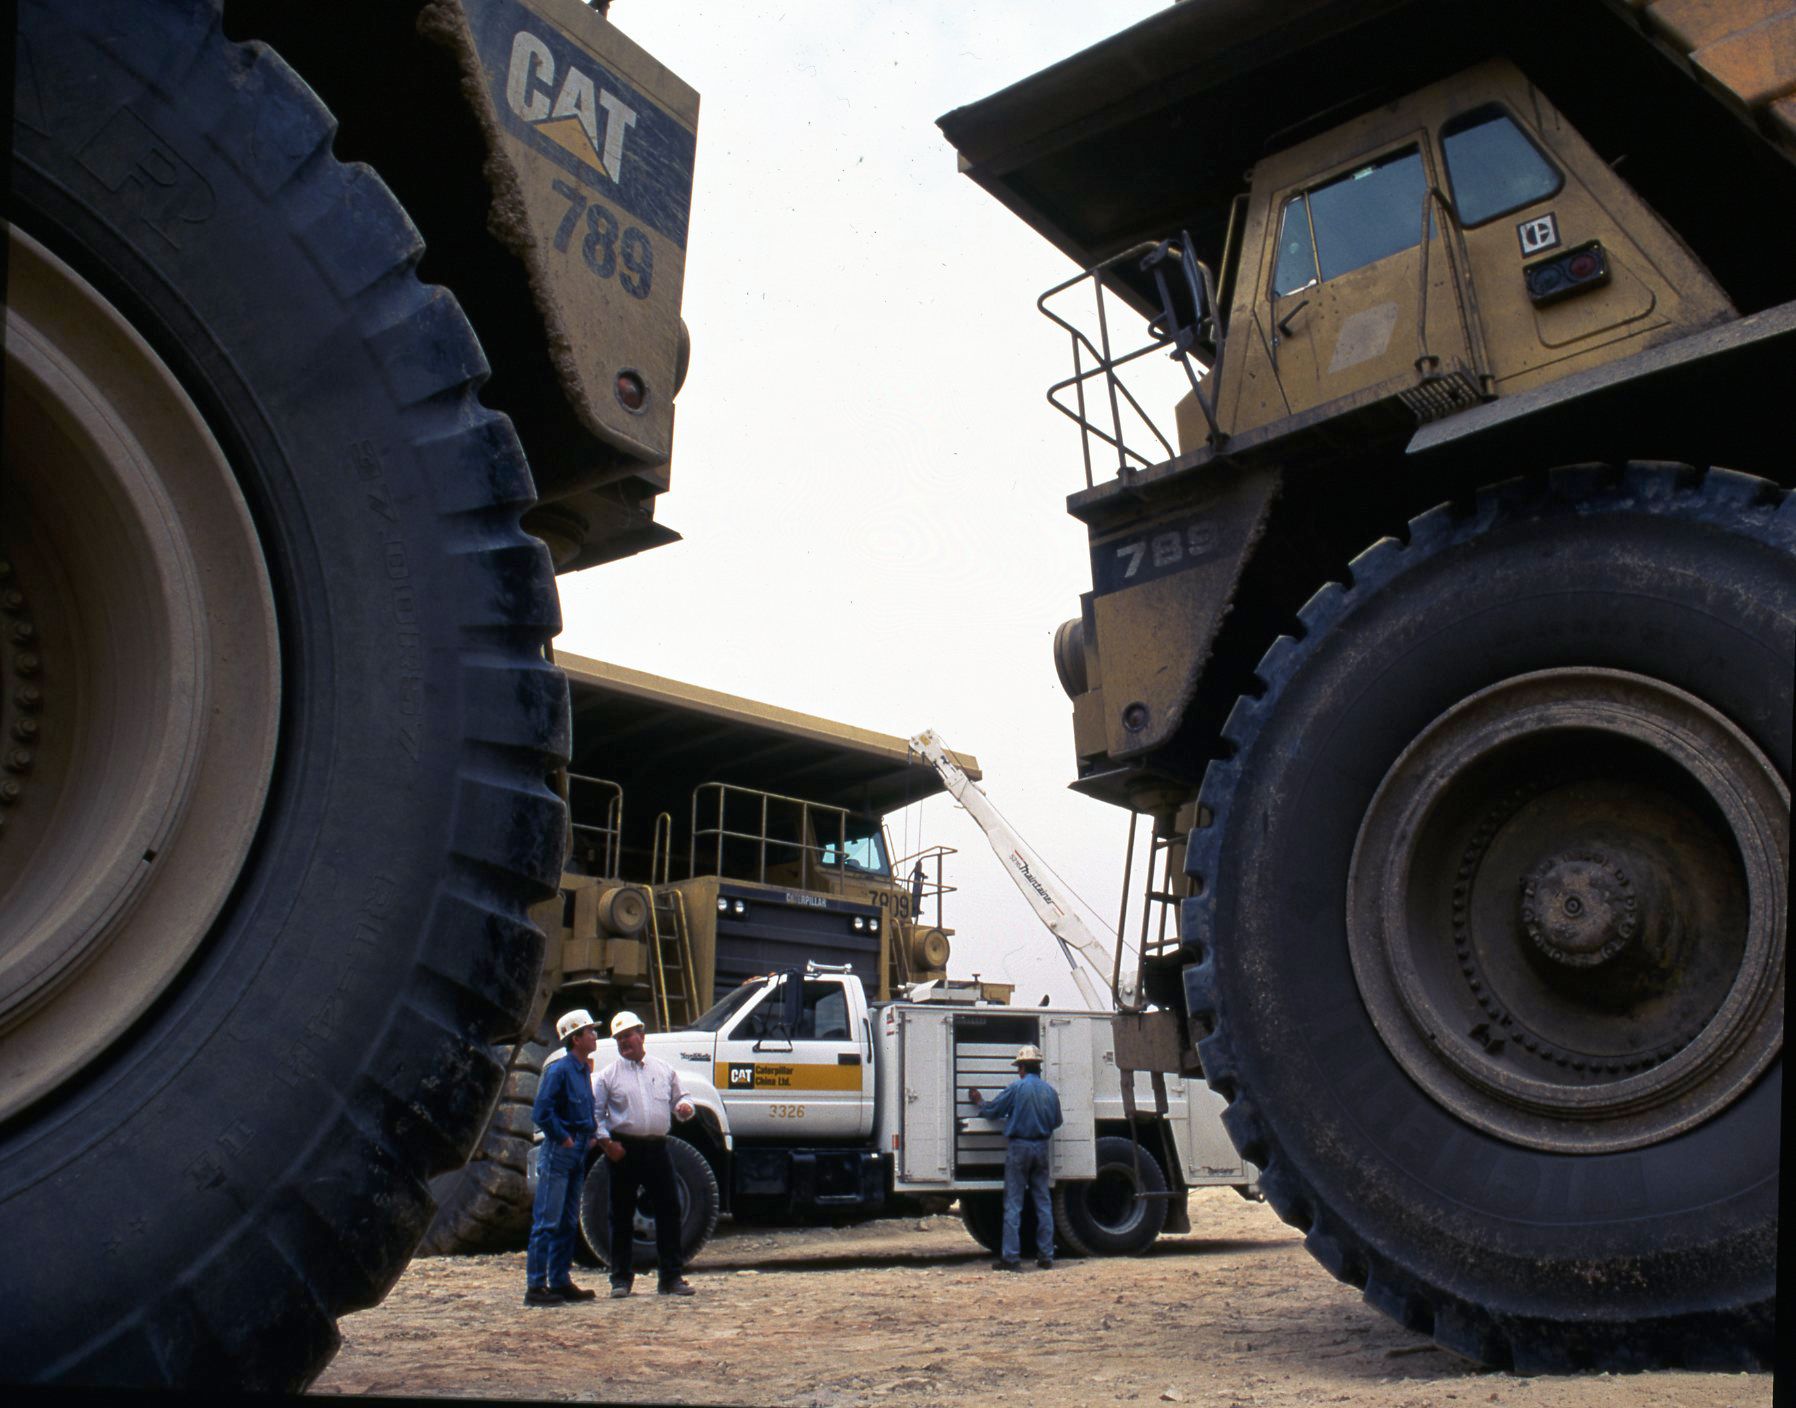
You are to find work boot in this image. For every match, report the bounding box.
[524,1285,564,1307]
[990,1260,1022,1273]
[609,1282,633,1299]
[658,1278,696,1297]
[1036,1257,1055,1270]
[554,1281,598,1301]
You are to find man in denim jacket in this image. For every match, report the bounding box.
[969,1043,1063,1271]
[525,1009,601,1306]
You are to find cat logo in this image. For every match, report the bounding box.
[505,29,637,184]
[727,1063,757,1089]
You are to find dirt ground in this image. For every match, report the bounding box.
[312,1189,1772,1407]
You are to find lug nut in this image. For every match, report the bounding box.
[11,622,35,646]
[5,747,33,773]
[0,779,19,804]
[15,686,40,711]
[1,590,22,613]
[15,653,39,676]
[12,718,37,742]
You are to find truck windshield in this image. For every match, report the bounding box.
[817,821,890,876]
[687,980,767,1033]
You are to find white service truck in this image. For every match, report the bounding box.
[562,964,1258,1272]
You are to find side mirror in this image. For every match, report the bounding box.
[779,972,804,1034]
[1141,232,1217,362]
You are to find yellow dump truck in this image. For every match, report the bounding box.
[3,0,693,1389]
[419,653,980,1253]
[942,0,1791,1374]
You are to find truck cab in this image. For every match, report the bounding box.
[630,967,888,1215]
[1191,60,1732,453]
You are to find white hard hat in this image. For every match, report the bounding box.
[1015,1044,1043,1064]
[610,1010,646,1037]
[556,1009,598,1043]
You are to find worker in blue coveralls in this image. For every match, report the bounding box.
[968,1043,1063,1271]
[524,1009,602,1306]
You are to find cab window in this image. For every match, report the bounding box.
[817,821,890,876]
[731,978,851,1042]
[1441,107,1561,226]
[1271,194,1317,296]
[1272,147,1428,295]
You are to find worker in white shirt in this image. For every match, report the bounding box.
[593,1010,698,1297]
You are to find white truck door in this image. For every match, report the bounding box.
[1042,1015,1097,1180]
[713,975,873,1140]
[896,1007,953,1182]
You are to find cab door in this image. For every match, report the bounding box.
[713,974,874,1140]
[1262,138,1481,420]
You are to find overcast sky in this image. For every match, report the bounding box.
[557,1,1169,1004]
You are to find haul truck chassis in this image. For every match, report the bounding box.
[2,0,696,1389]
[943,0,1790,1374]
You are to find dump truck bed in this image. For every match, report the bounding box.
[558,652,979,819]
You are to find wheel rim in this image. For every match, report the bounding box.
[633,1178,688,1242]
[1348,668,1785,1153]
[0,228,280,1121]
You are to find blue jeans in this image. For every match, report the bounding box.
[526,1140,589,1289]
[1001,1137,1053,1263]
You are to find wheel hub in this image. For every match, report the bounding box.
[1348,668,1785,1153]
[1521,851,1639,969]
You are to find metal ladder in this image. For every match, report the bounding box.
[647,888,699,1030]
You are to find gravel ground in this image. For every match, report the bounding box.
[311,1189,1773,1407]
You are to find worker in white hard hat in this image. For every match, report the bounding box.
[968,1042,1063,1271]
[592,1010,698,1297]
[524,1009,602,1307]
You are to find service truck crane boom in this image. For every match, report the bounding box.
[909,729,1135,1009]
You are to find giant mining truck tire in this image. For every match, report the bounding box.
[1184,465,1787,1371]
[418,1024,555,1255]
[1,0,566,1389]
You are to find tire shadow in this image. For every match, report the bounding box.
[697,1236,1295,1275]
[699,1247,990,1273]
